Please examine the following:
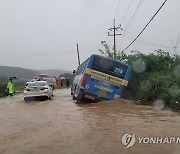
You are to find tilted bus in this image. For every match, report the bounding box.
[71,54,131,101]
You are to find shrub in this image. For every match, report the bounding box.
[0,84,7,97]
[124,50,180,110]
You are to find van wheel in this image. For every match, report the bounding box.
[24,98,27,102]
[71,88,73,95]
[49,96,52,100]
[73,95,76,100]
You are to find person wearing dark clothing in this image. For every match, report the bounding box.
[61,79,63,87]
[66,79,70,87]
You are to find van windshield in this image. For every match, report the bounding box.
[91,56,128,78]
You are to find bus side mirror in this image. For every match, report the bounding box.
[73,70,76,74]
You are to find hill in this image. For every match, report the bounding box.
[0,66,70,80]
[0,66,39,80]
[38,69,70,78]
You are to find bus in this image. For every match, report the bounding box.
[71,54,131,101]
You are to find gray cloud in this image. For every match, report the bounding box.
[0,0,179,71]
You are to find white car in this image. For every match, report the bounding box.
[24,81,53,101]
[34,74,57,89]
[30,79,38,82]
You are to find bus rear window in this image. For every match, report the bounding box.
[91,56,128,78]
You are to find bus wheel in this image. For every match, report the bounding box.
[74,87,84,101]
[76,91,83,101]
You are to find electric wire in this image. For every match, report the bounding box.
[122,0,168,52]
[0,50,94,59]
[114,0,122,19]
[124,31,174,48]
[125,0,144,29]
[120,0,133,25]
[124,35,177,49]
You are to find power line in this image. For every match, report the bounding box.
[114,0,122,19]
[125,31,174,48]
[121,0,133,25]
[0,50,93,59]
[125,0,144,29]
[122,0,168,52]
[124,35,177,49]
[0,53,74,59]
[120,0,144,44]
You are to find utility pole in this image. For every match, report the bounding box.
[108,19,123,59]
[172,36,180,55]
[76,44,81,66]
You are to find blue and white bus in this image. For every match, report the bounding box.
[71,54,131,101]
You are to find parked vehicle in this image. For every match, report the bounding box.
[71,54,131,101]
[34,74,57,89]
[46,75,57,89]
[30,79,38,82]
[24,81,53,101]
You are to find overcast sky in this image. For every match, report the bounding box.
[0,0,179,71]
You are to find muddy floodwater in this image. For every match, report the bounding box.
[0,89,180,154]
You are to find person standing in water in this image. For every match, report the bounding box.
[66,79,70,88]
[6,78,14,96]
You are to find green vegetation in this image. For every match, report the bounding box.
[126,50,180,110]
[14,80,26,92]
[0,76,9,97]
[101,47,180,110]
[0,76,25,97]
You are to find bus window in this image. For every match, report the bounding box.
[91,56,127,79]
[76,59,89,75]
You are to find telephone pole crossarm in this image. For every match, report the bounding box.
[108,19,123,59]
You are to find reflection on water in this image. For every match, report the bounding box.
[0,89,180,154]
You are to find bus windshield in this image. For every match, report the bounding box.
[91,56,128,78]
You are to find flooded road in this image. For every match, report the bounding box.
[0,89,180,154]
